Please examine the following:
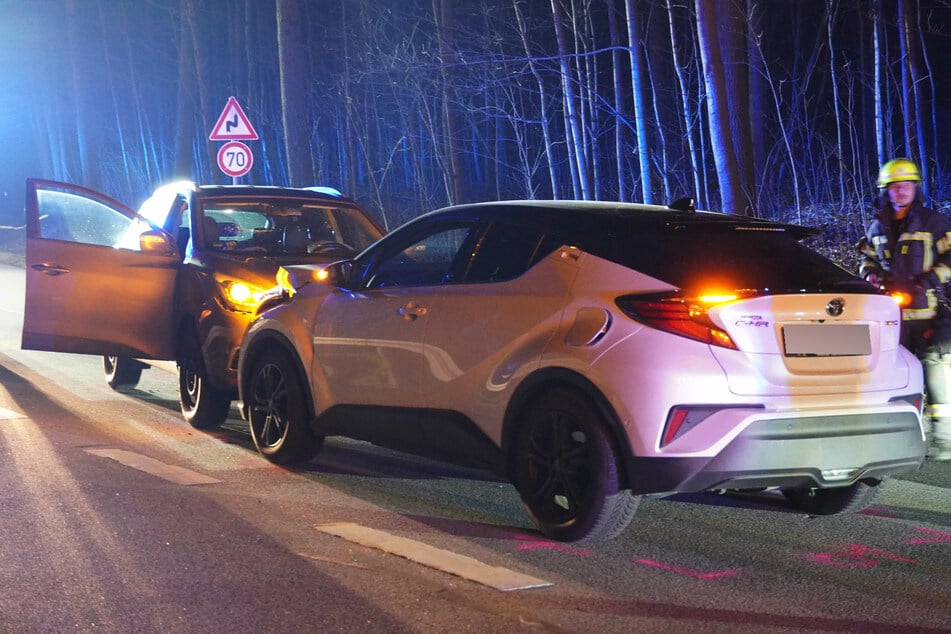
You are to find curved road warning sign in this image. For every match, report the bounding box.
[210,96,258,141]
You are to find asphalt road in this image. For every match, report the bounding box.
[1,263,950,633]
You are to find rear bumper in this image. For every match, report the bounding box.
[624,411,926,494]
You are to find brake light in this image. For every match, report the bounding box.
[616,292,739,349]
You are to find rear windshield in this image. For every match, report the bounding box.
[606,224,866,294]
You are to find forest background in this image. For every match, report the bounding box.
[2,0,951,271]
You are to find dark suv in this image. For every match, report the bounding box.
[22,179,385,428]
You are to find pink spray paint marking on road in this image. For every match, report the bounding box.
[514,535,592,556]
[634,558,741,579]
[858,506,895,518]
[806,543,917,568]
[906,527,951,545]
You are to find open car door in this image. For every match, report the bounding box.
[21,178,178,360]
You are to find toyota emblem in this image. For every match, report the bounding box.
[826,298,845,317]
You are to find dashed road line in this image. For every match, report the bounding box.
[0,406,26,420]
[85,448,223,485]
[315,522,552,592]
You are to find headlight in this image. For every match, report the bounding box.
[218,280,267,311]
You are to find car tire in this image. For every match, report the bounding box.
[178,330,231,429]
[247,348,323,465]
[103,356,143,392]
[781,478,886,515]
[513,388,640,543]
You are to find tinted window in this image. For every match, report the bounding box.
[463,222,549,283]
[365,226,473,289]
[326,208,382,252]
[614,224,861,292]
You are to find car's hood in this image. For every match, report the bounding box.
[203,252,336,289]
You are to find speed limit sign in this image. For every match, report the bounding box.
[217,141,253,178]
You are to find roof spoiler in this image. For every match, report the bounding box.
[667,197,695,214]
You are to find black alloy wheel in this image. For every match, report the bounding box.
[247,349,322,465]
[513,388,639,543]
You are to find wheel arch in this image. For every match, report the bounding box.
[501,367,635,488]
[239,329,316,425]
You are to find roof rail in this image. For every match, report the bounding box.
[667,197,695,214]
[305,186,343,197]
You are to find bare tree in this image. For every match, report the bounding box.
[624,0,654,203]
[277,0,314,186]
[827,0,847,202]
[514,0,559,198]
[695,0,743,212]
[551,0,591,199]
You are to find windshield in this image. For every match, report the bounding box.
[199,198,382,257]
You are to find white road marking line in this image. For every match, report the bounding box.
[85,448,223,485]
[315,522,552,592]
[0,407,26,420]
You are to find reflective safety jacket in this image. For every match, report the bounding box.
[860,201,951,322]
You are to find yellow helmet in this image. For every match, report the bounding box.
[877,158,921,188]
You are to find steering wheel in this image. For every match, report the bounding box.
[307,240,356,257]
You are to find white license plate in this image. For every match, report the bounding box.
[782,324,871,357]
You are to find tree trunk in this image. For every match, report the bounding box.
[173,0,197,179]
[666,1,703,205]
[746,0,767,210]
[826,0,846,201]
[433,0,465,204]
[624,0,654,203]
[605,0,628,201]
[277,0,314,186]
[716,0,754,212]
[183,0,216,183]
[551,0,590,199]
[514,0,558,198]
[695,0,743,212]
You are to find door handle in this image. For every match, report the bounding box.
[398,303,428,321]
[31,263,70,276]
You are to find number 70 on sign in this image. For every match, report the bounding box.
[217,141,254,178]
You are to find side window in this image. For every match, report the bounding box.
[365,226,473,289]
[330,208,383,252]
[463,222,550,283]
[36,189,141,249]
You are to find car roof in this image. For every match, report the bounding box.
[136,181,364,227]
[422,199,817,238]
[192,184,352,203]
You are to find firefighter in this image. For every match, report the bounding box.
[859,158,951,460]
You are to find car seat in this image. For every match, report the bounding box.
[203,216,218,247]
[282,222,310,252]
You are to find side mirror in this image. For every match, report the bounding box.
[139,229,176,256]
[324,260,354,288]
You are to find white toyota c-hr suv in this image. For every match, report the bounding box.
[237,199,926,542]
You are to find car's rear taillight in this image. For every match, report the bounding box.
[615,292,738,349]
